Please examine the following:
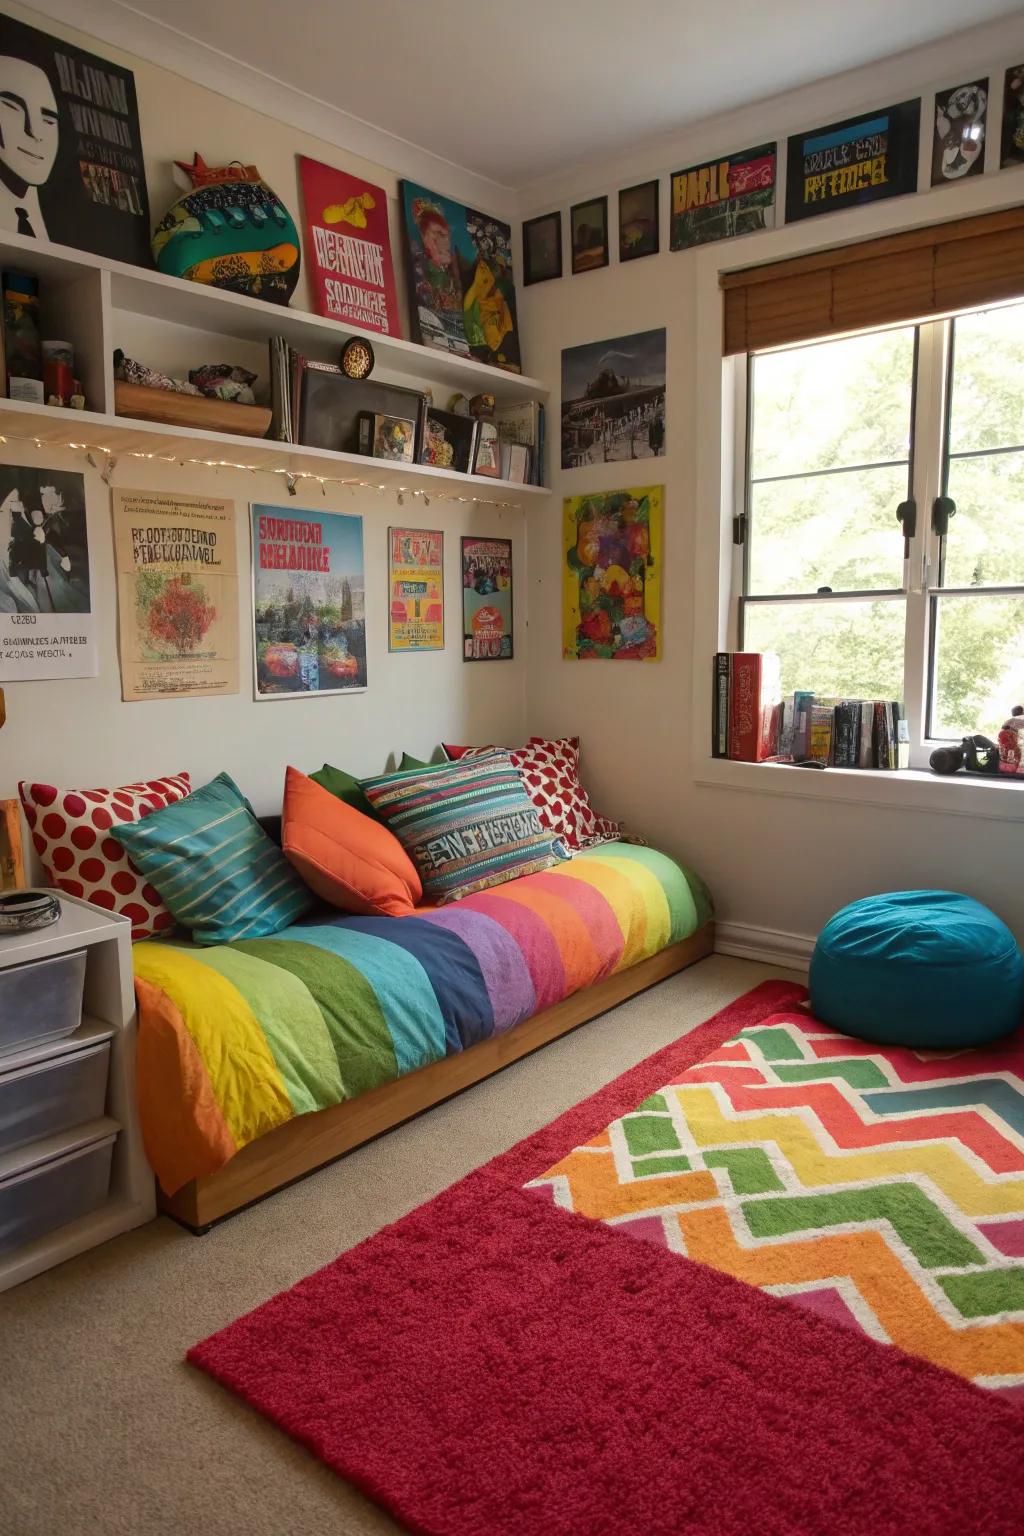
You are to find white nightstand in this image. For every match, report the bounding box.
[0,892,156,1291]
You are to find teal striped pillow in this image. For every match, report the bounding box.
[111,771,312,944]
[359,751,567,905]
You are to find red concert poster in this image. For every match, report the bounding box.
[298,156,401,336]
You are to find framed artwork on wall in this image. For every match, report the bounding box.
[399,180,522,373]
[570,196,609,274]
[1000,64,1024,168]
[522,211,562,285]
[388,527,444,652]
[931,82,988,185]
[563,486,662,662]
[785,101,921,223]
[670,145,776,250]
[618,180,659,261]
[0,464,96,681]
[297,155,401,334]
[560,328,666,469]
[251,504,366,698]
[461,536,513,661]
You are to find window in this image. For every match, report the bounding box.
[735,298,1024,763]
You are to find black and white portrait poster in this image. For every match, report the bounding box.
[0,466,96,680]
[932,81,988,185]
[0,13,149,263]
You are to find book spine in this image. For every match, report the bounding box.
[872,701,891,769]
[728,653,763,761]
[858,702,874,768]
[712,654,730,758]
[833,703,858,767]
[792,691,813,760]
[536,403,546,487]
[895,702,910,769]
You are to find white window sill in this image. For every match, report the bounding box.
[693,757,1024,822]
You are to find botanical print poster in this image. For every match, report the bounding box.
[461,537,512,661]
[931,82,987,185]
[563,486,662,662]
[298,155,401,334]
[785,101,921,223]
[0,12,149,262]
[389,527,443,652]
[670,144,776,250]
[112,489,238,701]
[561,329,666,469]
[251,505,366,697]
[400,180,521,372]
[0,465,96,681]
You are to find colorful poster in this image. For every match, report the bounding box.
[298,155,401,335]
[0,466,96,681]
[785,101,921,223]
[932,81,987,185]
[670,144,776,250]
[399,180,521,373]
[563,486,662,662]
[561,329,666,470]
[388,527,444,652]
[1000,64,1024,168]
[0,12,149,262]
[461,537,512,661]
[251,504,365,698]
[112,490,238,701]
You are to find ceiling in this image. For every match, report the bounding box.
[120,0,1020,188]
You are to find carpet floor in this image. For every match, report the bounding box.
[3,954,795,1536]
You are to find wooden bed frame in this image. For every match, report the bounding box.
[158,924,714,1231]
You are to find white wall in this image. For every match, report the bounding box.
[518,11,1024,953]
[0,2,527,815]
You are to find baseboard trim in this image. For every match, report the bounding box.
[714,920,813,973]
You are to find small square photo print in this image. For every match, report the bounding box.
[570,196,609,274]
[618,180,659,260]
[522,211,562,285]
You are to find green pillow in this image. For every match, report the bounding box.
[400,752,429,771]
[311,763,377,818]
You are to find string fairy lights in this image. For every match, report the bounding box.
[0,428,528,512]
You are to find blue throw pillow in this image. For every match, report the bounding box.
[111,771,312,944]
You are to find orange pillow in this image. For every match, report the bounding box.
[282,766,422,917]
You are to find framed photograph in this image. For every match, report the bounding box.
[358,412,416,463]
[932,82,988,185]
[1000,64,1024,168]
[251,504,366,698]
[618,180,659,261]
[570,196,609,274]
[522,211,562,285]
[399,180,521,372]
[473,420,501,477]
[563,486,662,662]
[462,536,513,661]
[297,155,401,334]
[561,328,666,469]
[0,799,26,892]
[0,465,97,681]
[670,145,776,250]
[389,527,444,653]
[420,407,477,473]
[785,101,921,223]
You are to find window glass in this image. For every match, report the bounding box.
[931,594,1024,740]
[947,302,1024,456]
[943,451,1024,589]
[748,465,906,595]
[743,598,906,700]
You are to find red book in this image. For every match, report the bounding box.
[727,652,782,761]
[298,156,401,336]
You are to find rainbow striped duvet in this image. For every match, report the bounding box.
[132,843,712,1195]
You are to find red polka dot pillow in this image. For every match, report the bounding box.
[19,774,192,938]
[442,737,621,852]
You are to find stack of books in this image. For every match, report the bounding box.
[713,653,909,768]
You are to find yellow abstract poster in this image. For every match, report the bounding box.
[562,485,662,661]
[112,489,239,700]
[388,527,444,651]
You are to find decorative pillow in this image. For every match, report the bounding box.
[359,752,567,905]
[442,737,621,852]
[19,773,192,939]
[310,763,377,819]
[110,771,312,945]
[282,767,421,917]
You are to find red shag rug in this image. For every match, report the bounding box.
[189,981,1024,1535]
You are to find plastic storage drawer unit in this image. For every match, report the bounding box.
[0,1130,116,1256]
[0,950,87,1057]
[0,1041,110,1156]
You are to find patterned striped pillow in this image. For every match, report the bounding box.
[111,771,313,944]
[359,752,567,905]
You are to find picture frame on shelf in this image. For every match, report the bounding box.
[522,211,563,285]
[420,407,477,474]
[473,420,501,477]
[358,411,416,463]
[0,799,26,892]
[297,155,401,335]
[570,196,609,274]
[618,180,659,261]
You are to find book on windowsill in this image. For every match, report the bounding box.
[713,651,782,761]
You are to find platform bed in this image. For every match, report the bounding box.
[158,925,714,1232]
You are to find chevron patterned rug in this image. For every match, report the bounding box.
[528,1001,1024,1399]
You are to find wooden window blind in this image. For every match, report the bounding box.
[720,204,1024,355]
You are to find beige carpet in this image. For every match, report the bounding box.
[2,955,802,1536]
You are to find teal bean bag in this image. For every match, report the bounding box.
[809,890,1024,1049]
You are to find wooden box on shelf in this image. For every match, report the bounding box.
[114,381,272,438]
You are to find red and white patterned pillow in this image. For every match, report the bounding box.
[19,773,191,939]
[443,737,620,852]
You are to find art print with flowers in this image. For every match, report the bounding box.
[563,485,662,661]
[0,465,96,680]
